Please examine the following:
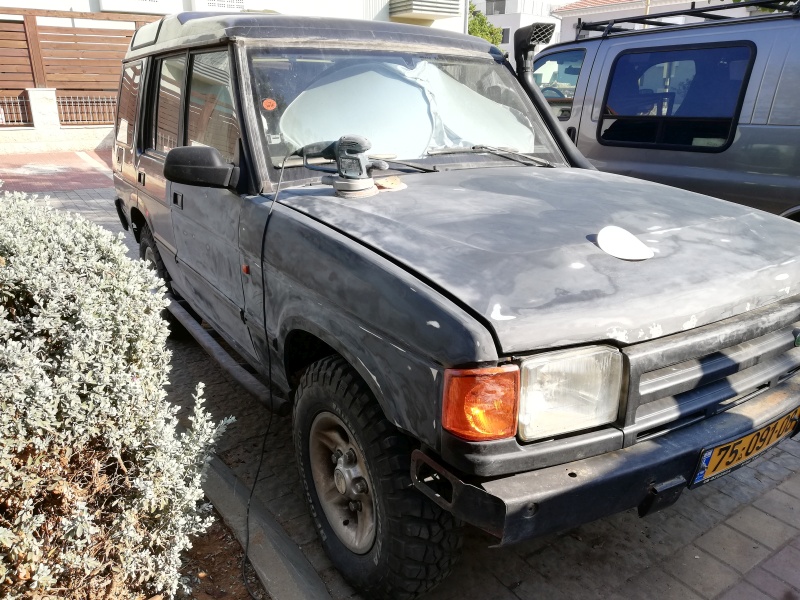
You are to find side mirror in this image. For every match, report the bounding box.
[164,146,238,189]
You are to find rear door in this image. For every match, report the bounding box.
[136,54,185,269]
[169,47,256,360]
[574,24,796,211]
[113,60,142,211]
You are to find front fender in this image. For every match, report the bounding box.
[263,203,498,450]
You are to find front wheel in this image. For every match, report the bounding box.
[294,356,462,599]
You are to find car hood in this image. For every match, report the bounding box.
[278,167,800,354]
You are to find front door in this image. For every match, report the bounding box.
[169,49,256,360]
[532,49,587,143]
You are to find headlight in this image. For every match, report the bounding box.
[518,346,623,442]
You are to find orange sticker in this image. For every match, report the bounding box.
[262,98,277,111]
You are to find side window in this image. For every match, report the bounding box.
[533,50,585,121]
[186,51,240,163]
[116,61,141,147]
[599,44,753,150]
[149,55,186,154]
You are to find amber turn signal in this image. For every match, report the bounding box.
[442,365,520,441]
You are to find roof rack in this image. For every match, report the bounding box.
[575,0,799,40]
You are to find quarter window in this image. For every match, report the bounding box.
[599,44,753,150]
[152,55,186,154]
[186,51,240,163]
[533,50,585,121]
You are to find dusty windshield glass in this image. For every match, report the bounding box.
[247,47,566,179]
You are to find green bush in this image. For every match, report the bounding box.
[0,192,230,598]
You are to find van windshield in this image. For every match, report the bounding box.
[246,47,566,179]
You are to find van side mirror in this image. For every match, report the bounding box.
[164,146,239,189]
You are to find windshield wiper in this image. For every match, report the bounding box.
[371,157,438,173]
[427,145,554,168]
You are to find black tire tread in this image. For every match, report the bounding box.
[139,224,172,290]
[294,355,462,599]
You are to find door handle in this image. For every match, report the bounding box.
[172,191,183,209]
[137,170,146,185]
[116,146,123,165]
[566,127,577,143]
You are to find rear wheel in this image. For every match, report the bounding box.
[138,224,194,332]
[294,355,463,599]
[139,224,171,292]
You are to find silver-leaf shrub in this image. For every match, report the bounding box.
[0,192,231,598]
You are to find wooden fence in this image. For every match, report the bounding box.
[0,8,158,125]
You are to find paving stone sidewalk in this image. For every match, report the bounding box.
[21,186,800,600]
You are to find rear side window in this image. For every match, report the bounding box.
[116,61,141,147]
[151,55,186,154]
[186,51,240,163]
[599,43,754,151]
[533,49,585,121]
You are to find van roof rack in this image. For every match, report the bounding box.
[575,0,799,40]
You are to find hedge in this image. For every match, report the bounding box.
[0,191,231,598]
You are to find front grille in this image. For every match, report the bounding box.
[621,296,800,446]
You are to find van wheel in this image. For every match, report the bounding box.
[294,356,462,599]
[139,224,172,292]
[138,224,194,331]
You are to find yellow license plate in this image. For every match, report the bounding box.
[692,408,800,486]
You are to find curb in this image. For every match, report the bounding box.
[203,456,332,600]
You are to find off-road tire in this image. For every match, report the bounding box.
[139,224,172,292]
[138,224,196,331]
[294,355,463,599]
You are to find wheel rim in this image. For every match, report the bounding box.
[308,412,376,554]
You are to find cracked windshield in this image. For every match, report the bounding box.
[247,48,566,178]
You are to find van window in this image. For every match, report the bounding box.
[599,44,753,151]
[533,50,585,121]
[186,51,239,163]
[152,55,186,154]
[116,61,141,147]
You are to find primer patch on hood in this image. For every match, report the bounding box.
[597,226,655,261]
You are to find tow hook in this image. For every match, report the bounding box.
[637,476,687,517]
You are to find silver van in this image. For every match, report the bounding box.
[518,0,800,218]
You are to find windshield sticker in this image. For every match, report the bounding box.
[262,98,277,111]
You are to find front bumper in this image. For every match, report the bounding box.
[411,376,800,545]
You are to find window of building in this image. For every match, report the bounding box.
[599,44,754,151]
[151,55,186,154]
[115,61,141,147]
[501,28,510,44]
[186,51,240,163]
[485,0,506,15]
[533,49,585,121]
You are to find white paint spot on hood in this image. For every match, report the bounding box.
[682,315,698,330]
[427,320,440,328]
[649,323,663,338]
[775,273,789,281]
[491,304,515,321]
[597,226,655,261]
[608,327,629,342]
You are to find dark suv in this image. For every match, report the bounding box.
[114,13,800,599]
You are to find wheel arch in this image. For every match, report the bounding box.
[129,206,147,243]
[279,320,400,431]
